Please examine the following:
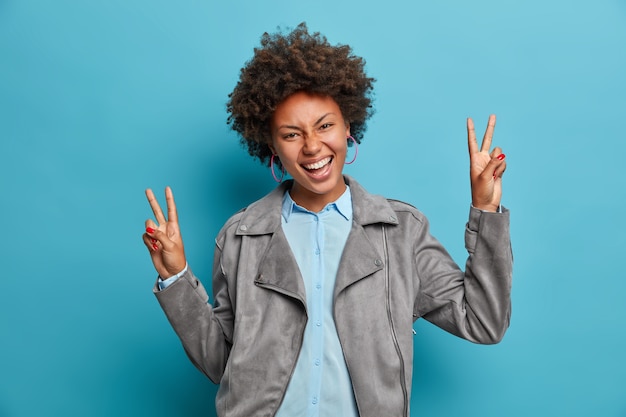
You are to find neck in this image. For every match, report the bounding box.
[289,182,347,212]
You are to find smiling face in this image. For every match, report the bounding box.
[269,91,351,212]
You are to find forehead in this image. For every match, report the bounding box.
[271,91,343,125]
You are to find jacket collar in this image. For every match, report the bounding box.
[235,175,399,236]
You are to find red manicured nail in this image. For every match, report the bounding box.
[497,153,506,160]
[152,244,158,251]
[146,227,155,234]
[151,239,157,244]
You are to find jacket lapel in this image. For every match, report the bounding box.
[254,227,307,308]
[334,222,384,298]
[332,176,399,297]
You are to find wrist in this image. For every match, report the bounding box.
[472,203,500,212]
[161,263,188,280]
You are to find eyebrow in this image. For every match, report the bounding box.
[276,113,335,131]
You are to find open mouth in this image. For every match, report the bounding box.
[302,156,332,172]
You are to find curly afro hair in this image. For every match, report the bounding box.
[226,22,376,166]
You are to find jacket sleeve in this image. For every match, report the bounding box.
[414,206,512,344]
[153,241,233,383]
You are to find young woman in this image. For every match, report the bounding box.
[143,23,512,417]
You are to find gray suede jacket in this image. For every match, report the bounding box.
[154,176,513,417]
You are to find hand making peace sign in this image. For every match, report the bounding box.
[467,114,507,212]
[143,187,187,278]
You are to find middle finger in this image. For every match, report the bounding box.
[481,114,497,152]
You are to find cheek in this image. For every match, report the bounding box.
[336,136,349,155]
[275,144,300,165]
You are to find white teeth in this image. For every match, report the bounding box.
[303,157,331,170]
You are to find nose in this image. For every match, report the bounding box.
[302,134,322,155]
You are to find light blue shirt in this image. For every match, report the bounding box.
[276,186,359,417]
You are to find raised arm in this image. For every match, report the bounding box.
[144,188,232,382]
[415,115,512,343]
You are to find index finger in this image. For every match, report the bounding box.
[480,114,497,152]
[467,117,478,154]
[165,186,178,224]
[145,188,167,225]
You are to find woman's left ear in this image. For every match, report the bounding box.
[345,122,351,137]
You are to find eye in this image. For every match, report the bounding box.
[319,123,333,130]
[282,132,299,140]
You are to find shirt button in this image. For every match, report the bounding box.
[315,248,320,255]
[316,321,321,327]
[374,259,383,266]
[239,225,248,231]
[316,283,321,289]
[315,359,321,366]
[312,397,318,405]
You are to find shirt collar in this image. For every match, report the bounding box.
[281,185,352,223]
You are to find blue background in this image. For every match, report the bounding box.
[2,0,625,416]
